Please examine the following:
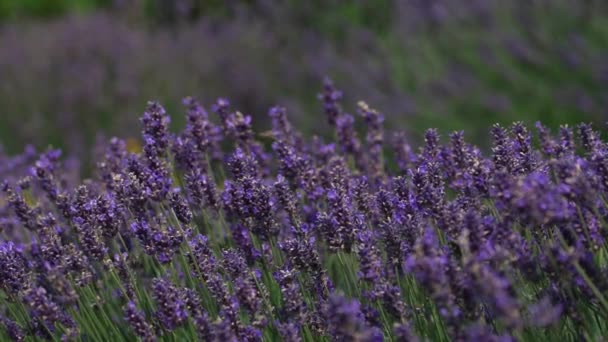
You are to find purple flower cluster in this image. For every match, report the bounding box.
[1,80,608,341]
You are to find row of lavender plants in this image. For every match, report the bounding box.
[2,0,608,157]
[1,80,608,341]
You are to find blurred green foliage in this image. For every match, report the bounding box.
[381,2,605,141]
[0,0,392,27]
[0,0,104,19]
[392,2,608,143]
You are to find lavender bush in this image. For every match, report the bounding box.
[1,81,608,341]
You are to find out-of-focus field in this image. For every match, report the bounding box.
[1,0,607,158]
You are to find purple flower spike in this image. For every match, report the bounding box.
[124,301,156,342]
[152,278,188,331]
[318,77,343,126]
[323,294,383,342]
[141,101,171,161]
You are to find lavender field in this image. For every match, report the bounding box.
[2,1,608,341]
[1,82,608,341]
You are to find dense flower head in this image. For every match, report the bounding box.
[268,105,295,145]
[97,137,128,186]
[2,182,37,230]
[323,294,383,342]
[3,83,608,341]
[0,241,30,296]
[124,301,156,342]
[168,189,193,225]
[356,230,383,283]
[23,286,74,336]
[141,101,171,161]
[182,97,214,154]
[211,97,232,127]
[184,168,220,212]
[130,216,184,264]
[151,278,189,331]
[0,315,25,342]
[318,77,343,126]
[274,264,307,322]
[31,149,63,202]
[335,113,362,159]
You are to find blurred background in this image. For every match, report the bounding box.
[1,0,608,163]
